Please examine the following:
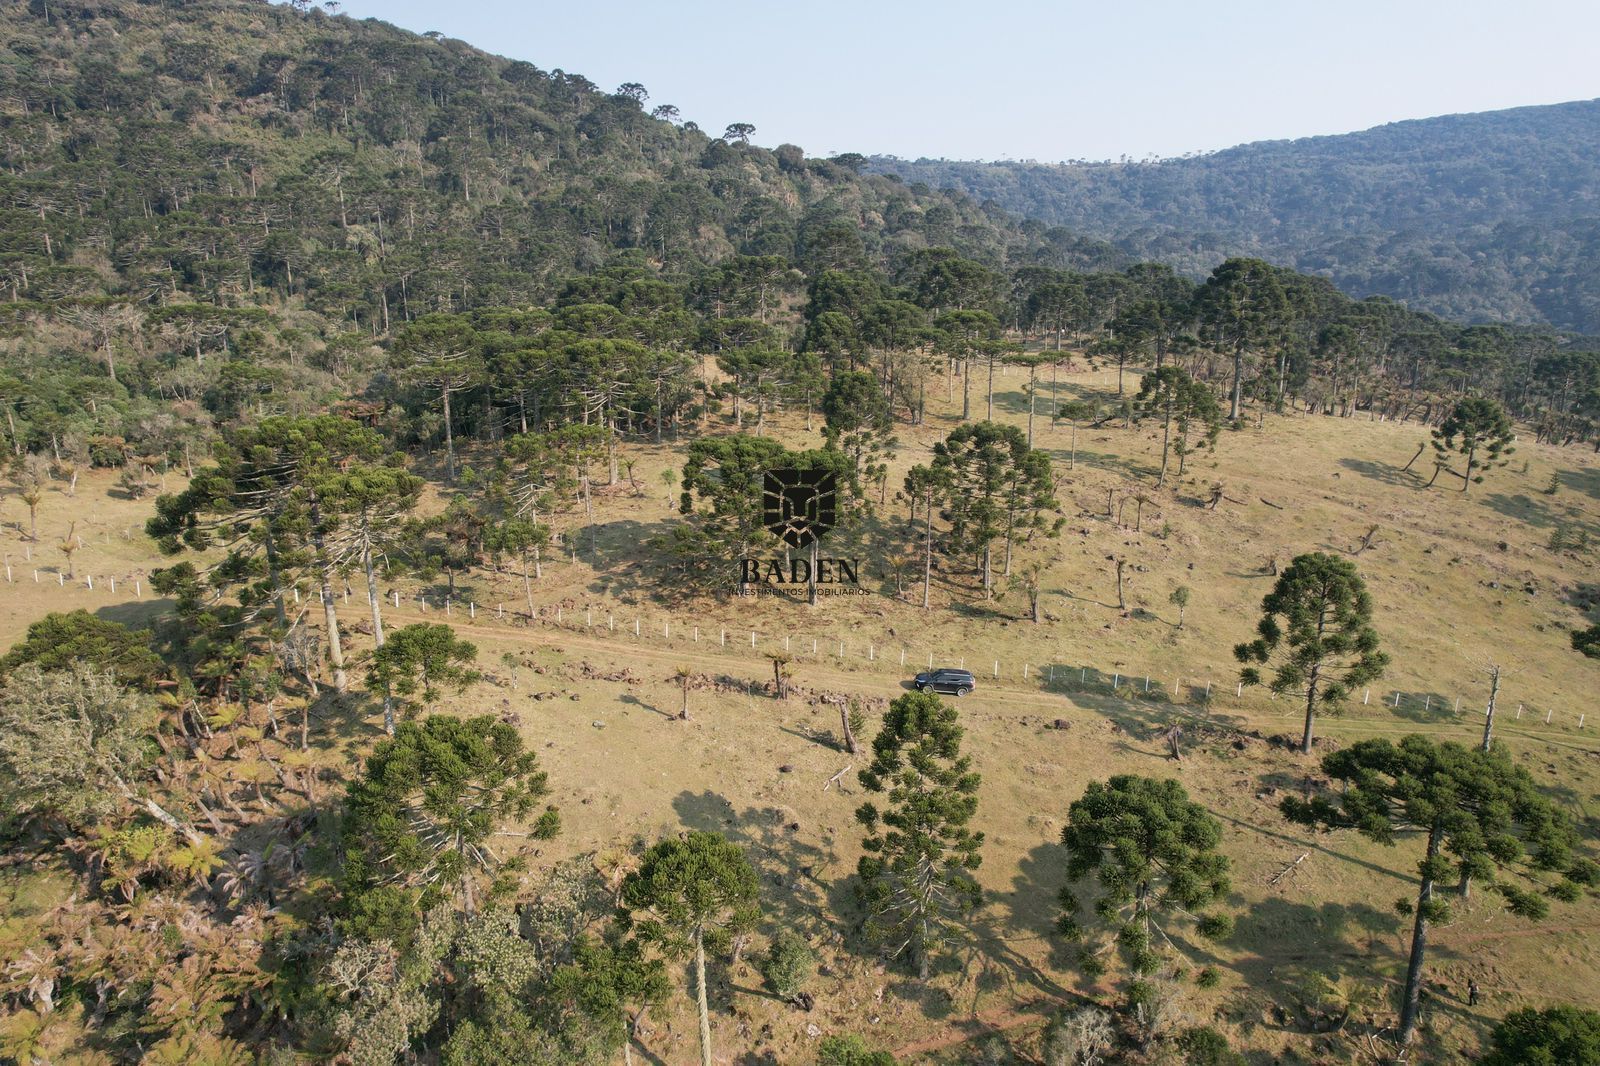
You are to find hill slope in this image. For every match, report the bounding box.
[0,0,1126,321]
[874,100,1600,332]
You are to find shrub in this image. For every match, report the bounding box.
[758,929,815,1002]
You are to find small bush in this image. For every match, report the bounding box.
[1177,1025,1245,1065]
[758,929,815,1001]
[816,1033,897,1066]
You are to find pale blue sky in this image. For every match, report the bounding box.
[327,0,1600,161]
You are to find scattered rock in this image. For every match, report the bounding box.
[778,764,795,773]
[591,720,605,729]
[1049,719,1072,730]
[805,1023,822,1038]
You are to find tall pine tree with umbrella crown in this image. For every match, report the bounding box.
[1055,775,1233,983]
[1282,736,1578,1046]
[1235,552,1388,754]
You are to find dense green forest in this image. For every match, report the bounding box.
[1,0,1597,470]
[1,1,1599,1063]
[873,99,1600,333]
[0,0,1127,319]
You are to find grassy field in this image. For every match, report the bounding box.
[2,360,1598,1063]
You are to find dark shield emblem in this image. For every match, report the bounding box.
[762,468,837,549]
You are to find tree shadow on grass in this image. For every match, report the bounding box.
[1557,465,1600,503]
[1385,689,1462,724]
[1480,492,1560,530]
[1207,809,1413,886]
[1227,896,1410,1039]
[617,692,675,720]
[1339,457,1423,489]
[671,789,840,939]
[1563,582,1600,620]
[998,842,1078,981]
[93,598,173,629]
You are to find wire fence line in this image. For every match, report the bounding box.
[368,585,1592,742]
[12,569,1591,742]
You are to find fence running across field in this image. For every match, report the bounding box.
[14,563,1593,744]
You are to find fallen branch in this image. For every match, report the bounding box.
[1350,524,1382,555]
[1259,497,1284,510]
[823,764,853,792]
[1269,851,1311,887]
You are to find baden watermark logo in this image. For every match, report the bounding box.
[762,467,837,548]
[739,468,865,596]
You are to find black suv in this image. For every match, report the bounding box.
[913,668,976,696]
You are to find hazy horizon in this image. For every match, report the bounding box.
[323,0,1600,162]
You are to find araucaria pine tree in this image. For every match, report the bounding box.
[1282,737,1578,1046]
[619,831,761,1066]
[1429,395,1515,493]
[855,690,984,979]
[341,715,559,918]
[1055,776,1233,982]
[1235,552,1388,754]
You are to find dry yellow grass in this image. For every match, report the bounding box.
[1,362,1597,1063]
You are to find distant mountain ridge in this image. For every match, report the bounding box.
[872,99,1600,332]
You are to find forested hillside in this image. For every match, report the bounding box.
[873,99,1600,332]
[0,0,1124,317]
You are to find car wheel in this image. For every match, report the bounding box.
[956,685,972,696]
[915,682,926,691]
